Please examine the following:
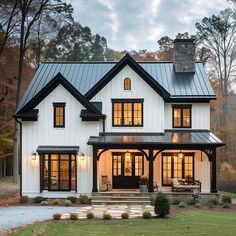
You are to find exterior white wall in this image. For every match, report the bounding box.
[164,103,210,130]
[91,65,165,133]
[21,85,99,197]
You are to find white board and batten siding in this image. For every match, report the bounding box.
[21,85,99,197]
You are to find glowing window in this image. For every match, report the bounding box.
[124,78,131,90]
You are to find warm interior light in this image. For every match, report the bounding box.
[31,152,37,161]
[125,151,131,160]
[80,153,85,160]
[178,151,184,159]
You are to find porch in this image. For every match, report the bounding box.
[88,130,224,194]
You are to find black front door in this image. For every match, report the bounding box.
[112,152,144,189]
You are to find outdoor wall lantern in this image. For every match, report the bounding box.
[31,152,37,161]
[80,152,85,160]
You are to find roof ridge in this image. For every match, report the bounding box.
[41,61,203,64]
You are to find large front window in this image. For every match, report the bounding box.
[41,154,76,191]
[112,99,143,127]
[162,153,194,186]
[172,105,191,128]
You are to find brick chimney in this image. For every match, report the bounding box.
[173,38,195,73]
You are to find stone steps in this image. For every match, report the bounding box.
[91,192,151,205]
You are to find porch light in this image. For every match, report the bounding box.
[125,151,131,160]
[80,152,85,160]
[31,152,37,161]
[178,151,184,159]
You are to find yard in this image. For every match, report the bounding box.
[9,210,236,236]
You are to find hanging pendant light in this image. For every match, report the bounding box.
[178,150,184,159]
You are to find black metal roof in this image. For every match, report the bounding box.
[87,131,224,148]
[16,54,216,113]
[37,146,80,154]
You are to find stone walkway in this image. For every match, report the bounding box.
[61,204,154,219]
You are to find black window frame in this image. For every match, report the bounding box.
[40,153,77,192]
[172,104,192,128]
[161,152,195,186]
[53,103,65,128]
[124,78,131,90]
[112,99,144,127]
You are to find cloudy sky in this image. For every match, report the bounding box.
[71,0,227,51]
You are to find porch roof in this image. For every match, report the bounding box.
[87,130,224,149]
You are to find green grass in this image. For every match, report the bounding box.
[10,210,236,236]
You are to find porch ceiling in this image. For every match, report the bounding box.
[87,130,224,149]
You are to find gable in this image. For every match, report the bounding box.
[16,73,101,115]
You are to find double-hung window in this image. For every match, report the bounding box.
[172,105,191,128]
[112,99,143,127]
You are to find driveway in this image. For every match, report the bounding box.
[0,206,79,233]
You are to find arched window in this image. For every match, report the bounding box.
[124,78,131,90]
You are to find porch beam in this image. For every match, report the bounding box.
[148,149,154,192]
[210,148,217,193]
[92,146,98,192]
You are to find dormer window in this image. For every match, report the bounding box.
[53,103,65,128]
[172,105,191,128]
[124,78,131,90]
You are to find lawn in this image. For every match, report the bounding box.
[9,210,236,236]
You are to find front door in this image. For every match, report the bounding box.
[112,152,144,189]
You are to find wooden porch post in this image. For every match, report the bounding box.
[211,148,217,193]
[92,146,98,192]
[148,149,154,192]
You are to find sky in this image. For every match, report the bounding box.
[71,0,227,51]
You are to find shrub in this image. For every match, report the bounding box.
[87,212,94,219]
[143,211,152,219]
[40,201,48,206]
[172,198,181,205]
[121,212,129,219]
[103,213,112,220]
[221,195,232,204]
[209,198,218,206]
[65,200,72,206]
[222,202,231,208]
[178,201,187,208]
[70,213,79,220]
[35,196,47,203]
[52,199,60,205]
[187,198,195,205]
[78,194,90,204]
[194,203,201,208]
[66,196,77,204]
[20,196,29,204]
[154,193,170,218]
[53,213,62,220]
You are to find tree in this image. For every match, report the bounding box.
[45,22,108,61]
[196,9,236,124]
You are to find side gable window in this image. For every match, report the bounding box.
[172,105,191,128]
[53,103,65,128]
[124,78,131,90]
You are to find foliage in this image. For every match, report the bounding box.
[52,199,60,205]
[20,196,29,204]
[66,196,77,203]
[70,213,79,220]
[40,201,48,206]
[35,196,47,203]
[154,193,170,218]
[86,212,94,219]
[187,198,195,205]
[121,212,129,219]
[178,202,187,208]
[139,176,148,185]
[172,198,181,205]
[208,199,219,206]
[221,195,232,204]
[195,203,201,208]
[222,202,231,208]
[103,213,112,220]
[53,213,62,220]
[64,200,72,206]
[142,211,152,219]
[78,194,90,204]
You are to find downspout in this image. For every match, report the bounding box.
[15,118,22,197]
